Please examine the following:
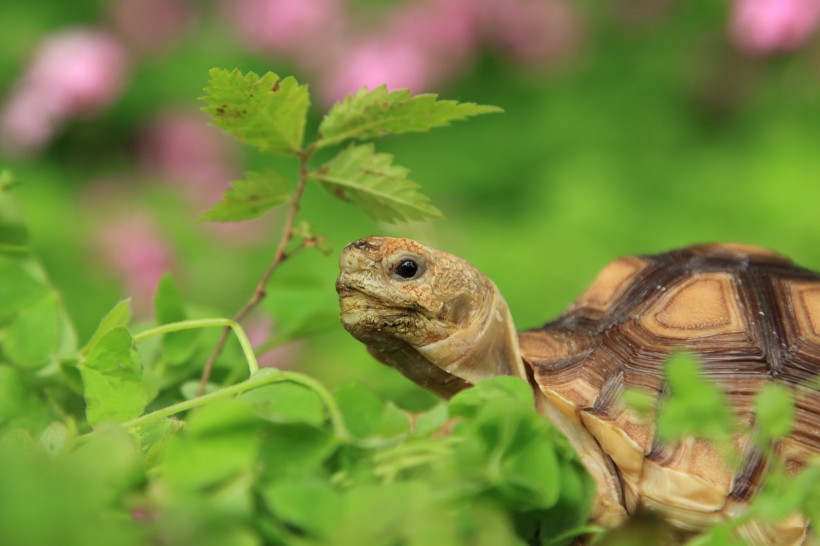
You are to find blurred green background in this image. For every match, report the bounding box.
[2,0,819,406]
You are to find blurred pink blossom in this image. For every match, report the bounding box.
[137,109,239,207]
[730,0,820,54]
[110,0,197,55]
[96,213,175,314]
[386,0,482,77]
[137,109,272,243]
[0,28,128,155]
[319,37,434,105]
[479,0,584,68]
[222,0,344,63]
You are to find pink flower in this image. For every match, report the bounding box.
[0,28,128,155]
[222,0,344,63]
[109,0,197,55]
[319,37,434,105]
[730,0,820,54]
[137,109,239,207]
[479,0,584,69]
[136,108,272,243]
[95,213,175,314]
[318,0,483,105]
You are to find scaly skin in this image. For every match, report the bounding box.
[336,236,525,396]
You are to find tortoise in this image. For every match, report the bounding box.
[335,237,819,545]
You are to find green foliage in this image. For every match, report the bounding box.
[0,169,18,192]
[79,327,147,425]
[311,144,442,222]
[656,352,737,444]
[315,86,503,149]
[200,69,496,226]
[754,383,795,441]
[200,170,292,222]
[202,68,309,156]
[1,65,816,546]
[154,275,201,364]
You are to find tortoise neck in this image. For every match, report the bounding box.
[418,285,526,385]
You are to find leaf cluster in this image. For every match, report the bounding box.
[200,68,501,225]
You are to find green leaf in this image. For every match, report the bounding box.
[258,423,338,482]
[752,460,820,524]
[240,382,326,426]
[310,144,442,222]
[81,299,132,357]
[261,480,344,537]
[335,381,409,441]
[131,418,183,469]
[754,383,795,441]
[260,276,341,346]
[0,366,55,434]
[202,68,309,155]
[316,86,503,149]
[38,421,73,458]
[200,170,291,222]
[154,275,201,364]
[449,376,533,419]
[412,403,449,437]
[79,327,147,425]
[3,292,62,369]
[0,255,50,320]
[621,388,656,421]
[656,352,737,443]
[162,399,260,489]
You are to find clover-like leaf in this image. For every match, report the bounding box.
[200,170,291,222]
[316,86,502,149]
[657,352,737,443]
[755,383,795,441]
[79,327,147,426]
[310,144,442,222]
[202,68,309,155]
[81,299,132,357]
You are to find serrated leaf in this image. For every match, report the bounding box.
[154,275,201,364]
[81,299,132,357]
[755,383,795,441]
[200,170,291,222]
[316,86,503,149]
[79,327,147,425]
[310,144,442,222]
[202,68,309,155]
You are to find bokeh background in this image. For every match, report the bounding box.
[2,0,819,407]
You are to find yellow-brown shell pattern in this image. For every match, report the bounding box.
[520,243,819,543]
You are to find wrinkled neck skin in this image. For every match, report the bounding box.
[417,287,526,387]
[365,285,526,399]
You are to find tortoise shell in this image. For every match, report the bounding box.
[519,243,819,543]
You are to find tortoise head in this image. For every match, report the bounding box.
[336,236,526,397]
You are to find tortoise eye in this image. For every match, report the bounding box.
[394,259,420,279]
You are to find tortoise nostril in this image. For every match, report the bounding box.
[345,239,374,252]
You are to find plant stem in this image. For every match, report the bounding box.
[119,369,351,442]
[197,146,314,395]
[133,318,259,376]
